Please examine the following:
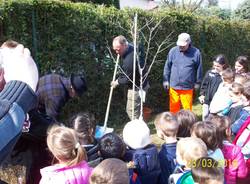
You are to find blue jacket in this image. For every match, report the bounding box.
[163,46,202,90]
[231,108,250,134]
[124,144,161,184]
[159,142,177,184]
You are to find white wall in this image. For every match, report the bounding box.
[119,0,154,10]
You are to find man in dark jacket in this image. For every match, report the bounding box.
[163,33,202,113]
[111,35,143,120]
[28,73,87,139]
[36,73,87,121]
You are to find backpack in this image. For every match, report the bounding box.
[124,144,161,184]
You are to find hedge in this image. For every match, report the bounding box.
[0,0,250,126]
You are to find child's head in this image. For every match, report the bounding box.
[191,157,224,184]
[47,125,87,166]
[234,73,247,85]
[89,158,129,184]
[212,54,228,73]
[70,112,96,145]
[123,119,151,149]
[191,121,222,151]
[99,133,126,159]
[221,68,234,85]
[229,82,244,102]
[206,114,231,141]
[235,56,249,74]
[154,112,179,140]
[176,110,197,137]
[176,137,207,167]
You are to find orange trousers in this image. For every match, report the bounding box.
[169,87,193,113]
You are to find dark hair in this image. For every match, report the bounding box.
[176,110,197,137]
[191,121,223,150]
[235,56,249,73]
[99,133,126,159]
[70,112,96,145]
[213,54,228,69]
[191,157,224,184]
[206,114,231,140]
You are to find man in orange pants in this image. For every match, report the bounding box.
[163,33,202,113]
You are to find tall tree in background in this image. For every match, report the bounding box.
[234,0,250,19]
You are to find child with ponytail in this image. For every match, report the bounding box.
[39,125,92,184]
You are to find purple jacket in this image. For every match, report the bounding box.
[40,160,93,184]
[222,141,248,184]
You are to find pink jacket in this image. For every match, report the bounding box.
[222,141,248,184]
[40,160,93,184]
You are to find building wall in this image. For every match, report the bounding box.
[120,0,157,10]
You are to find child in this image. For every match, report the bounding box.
[234,73,247,85]
[208,115,248,184]
[231,86,250,134]
[199,54,228,120]
[220,82,245,116]
[70,112,100,167]
[99,132,125,159]
[154,112,179,184]
[39,125,92,184]
[169,137,208,184]
[235,56,249,75]
[191,121,224,162]
[123,119,161,184]
[209,68,235,115]
[191,157,224,184]
[227,75,248,122]
[89,158,129,184]
[98,133,141,184]
[176,109,197,137]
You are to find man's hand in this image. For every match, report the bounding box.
[111,80,119,89]
[163,81,169,91]
[198,95,205,104]
[194,83,200,91]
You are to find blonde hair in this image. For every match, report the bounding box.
[47,125,87,167]
[89,158,129,184]
[192,157,224,184]
[177,137,207,165]
[154,112,179,137]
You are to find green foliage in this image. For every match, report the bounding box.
[234,0,250,20]
[62,0,119,8]
[195,6,231,20]
[0,0,250,125]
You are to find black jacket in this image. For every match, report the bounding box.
[118,44,147,89]
[200,69,222,105]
